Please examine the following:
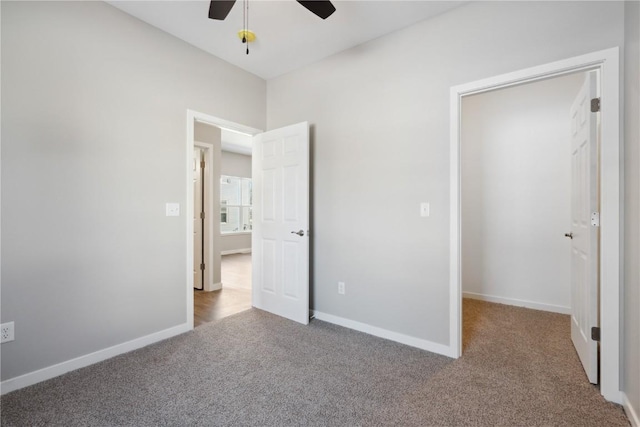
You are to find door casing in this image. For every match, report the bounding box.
[449,47,620,403]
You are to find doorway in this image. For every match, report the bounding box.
[460,71,598,379]
[450,48,620,402]
[460,72,585,314]
[186,111,262,327]
[187,112,312,329]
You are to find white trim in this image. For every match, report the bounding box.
[0,323,190,395]
[314,311,456,358]
[186,112,195,330]
[450,86,462,359]
[221,248,252,256]
[623,392,640,427]
[597,48,621,404]
[203,281,222,292]
[195,115,261,136]
[449,47,620,402]
[221,231,252,236]
[462,292,571,315]
[186,110,262,332]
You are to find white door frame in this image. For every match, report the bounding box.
[449,47,620,403]
[186,109,262,329]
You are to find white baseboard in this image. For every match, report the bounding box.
[462,291,571,315]
[0,323,191,395]
[221,248,251,256]
[203,281,222,292]
[313,311,456,358]
[623,392,640,427]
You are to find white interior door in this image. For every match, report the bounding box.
[252,122,309,324]
[194,147,204,290]
[569,71,599,383]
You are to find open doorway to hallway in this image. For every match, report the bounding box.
[189,113,260,327]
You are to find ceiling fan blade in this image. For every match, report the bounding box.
[208,0,236,20]
[296,1,336,19]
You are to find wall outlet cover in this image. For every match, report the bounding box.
[1,322,15,343]
[338,281,345,295]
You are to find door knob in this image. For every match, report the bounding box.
[291,230,305,236]
[564,232,573,239]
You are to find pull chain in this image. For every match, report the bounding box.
[245,0,249,54]
[242,0,246,42]
[239,0,251,55]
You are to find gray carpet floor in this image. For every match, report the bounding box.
[0,300,629,426]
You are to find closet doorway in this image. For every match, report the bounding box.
[449,48,621,402]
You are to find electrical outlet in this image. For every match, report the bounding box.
[1,322,15,343]
[338,281,345,295]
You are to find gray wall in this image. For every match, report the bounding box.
[461,74,584,312]
[221,234,251,254]
[220,151,252,253]
[1,1,265,380]
[623,0,640,419]
[267,1,624,345]
[221,151,252,178]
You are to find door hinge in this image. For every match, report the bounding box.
[591,97,601,113]
[200,263,205,271]
[200,160,205,169]
[591,326,600,342]
[200,212,205,220]
[591,212,600,227]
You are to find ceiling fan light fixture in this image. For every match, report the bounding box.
[237,29,256,43]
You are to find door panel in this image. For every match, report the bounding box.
[283,241,299,298]
[252,122,310,324]
[569,71,598,383]
[262,239,277,293]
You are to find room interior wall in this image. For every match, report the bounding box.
[1,1,265,382]
[266,1,624,346]
[220,235,251,255]
[460,73,584,313]
[220,151,252,253]
[623,0,640,422]
[221,151,252,178]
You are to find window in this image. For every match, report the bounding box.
[220,175,252,234]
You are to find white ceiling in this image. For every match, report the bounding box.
[107,1,466,80]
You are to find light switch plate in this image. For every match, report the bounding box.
[420,202,430,217]
[166,203,180,217]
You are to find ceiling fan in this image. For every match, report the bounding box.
[208,0,336,21]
